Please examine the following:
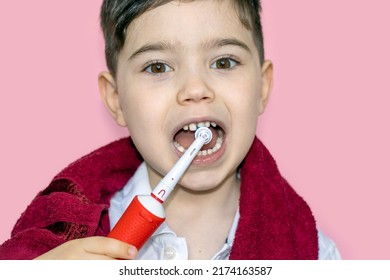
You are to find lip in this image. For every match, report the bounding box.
[191,139,226,165]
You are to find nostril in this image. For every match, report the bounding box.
[180,95,213,105]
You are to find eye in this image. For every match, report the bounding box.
[210,57,239,70]
[144,62,173,74]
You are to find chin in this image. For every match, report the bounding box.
[179,171,228,192]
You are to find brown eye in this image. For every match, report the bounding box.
[216,58,231,69]
[211,57,238,70]
[151,63,165,73]
[145,62,173,74]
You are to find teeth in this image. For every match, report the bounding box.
[174,120,224,157]
[173,141,185,153]
[173,124,224,157]
[183,121,215,131]
[188,123,197,131]
[197,122,205,128]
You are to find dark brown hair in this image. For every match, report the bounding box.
[100,0,264,76]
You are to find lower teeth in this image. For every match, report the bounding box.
[174,130,223,156]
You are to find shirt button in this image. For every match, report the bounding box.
[163,246,176,260]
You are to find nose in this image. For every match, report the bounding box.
[176,69,215,105]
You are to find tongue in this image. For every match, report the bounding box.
[174,127,219,150]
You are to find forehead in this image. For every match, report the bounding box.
[123,0,255,52]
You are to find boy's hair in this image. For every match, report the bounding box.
[100,0,264,77]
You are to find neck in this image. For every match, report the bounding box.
[162,173,240,260]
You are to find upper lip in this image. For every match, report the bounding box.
[171,116,226,139]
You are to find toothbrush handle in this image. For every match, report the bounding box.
[108,195,165,250]
[108,128,212,250]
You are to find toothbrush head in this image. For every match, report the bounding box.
[194,127,212,144]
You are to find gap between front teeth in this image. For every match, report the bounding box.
[174,129,223,156]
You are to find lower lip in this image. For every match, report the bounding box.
[174,138,227,166]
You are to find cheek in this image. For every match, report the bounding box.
[235,106,259,137]
[228,91,261,145]
[118,93,153,144]
[230,83,262,120]
[119,83,160,125]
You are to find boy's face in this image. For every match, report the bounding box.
[99,0,273,191]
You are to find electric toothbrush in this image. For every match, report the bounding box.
[108,127,213,250]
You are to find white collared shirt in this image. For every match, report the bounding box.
[109,162,341,260]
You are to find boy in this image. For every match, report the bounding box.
[0,0,340,259]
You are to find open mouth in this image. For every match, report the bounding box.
[173,121,224,156]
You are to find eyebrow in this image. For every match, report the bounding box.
[201,37,251,53]
[128,37,251,61]
[128,41,176,61]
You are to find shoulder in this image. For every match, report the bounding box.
[318,229,342,260]
[53,137,142,203]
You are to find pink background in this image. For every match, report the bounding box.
[0,0,389,259]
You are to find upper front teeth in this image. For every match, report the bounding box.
[183,121,217,131]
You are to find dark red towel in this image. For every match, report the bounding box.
[0,137,318,259]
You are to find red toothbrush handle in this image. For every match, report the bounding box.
[108,196,165,250]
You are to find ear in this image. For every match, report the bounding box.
[98,71,127,127]
[258,60,274,115]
